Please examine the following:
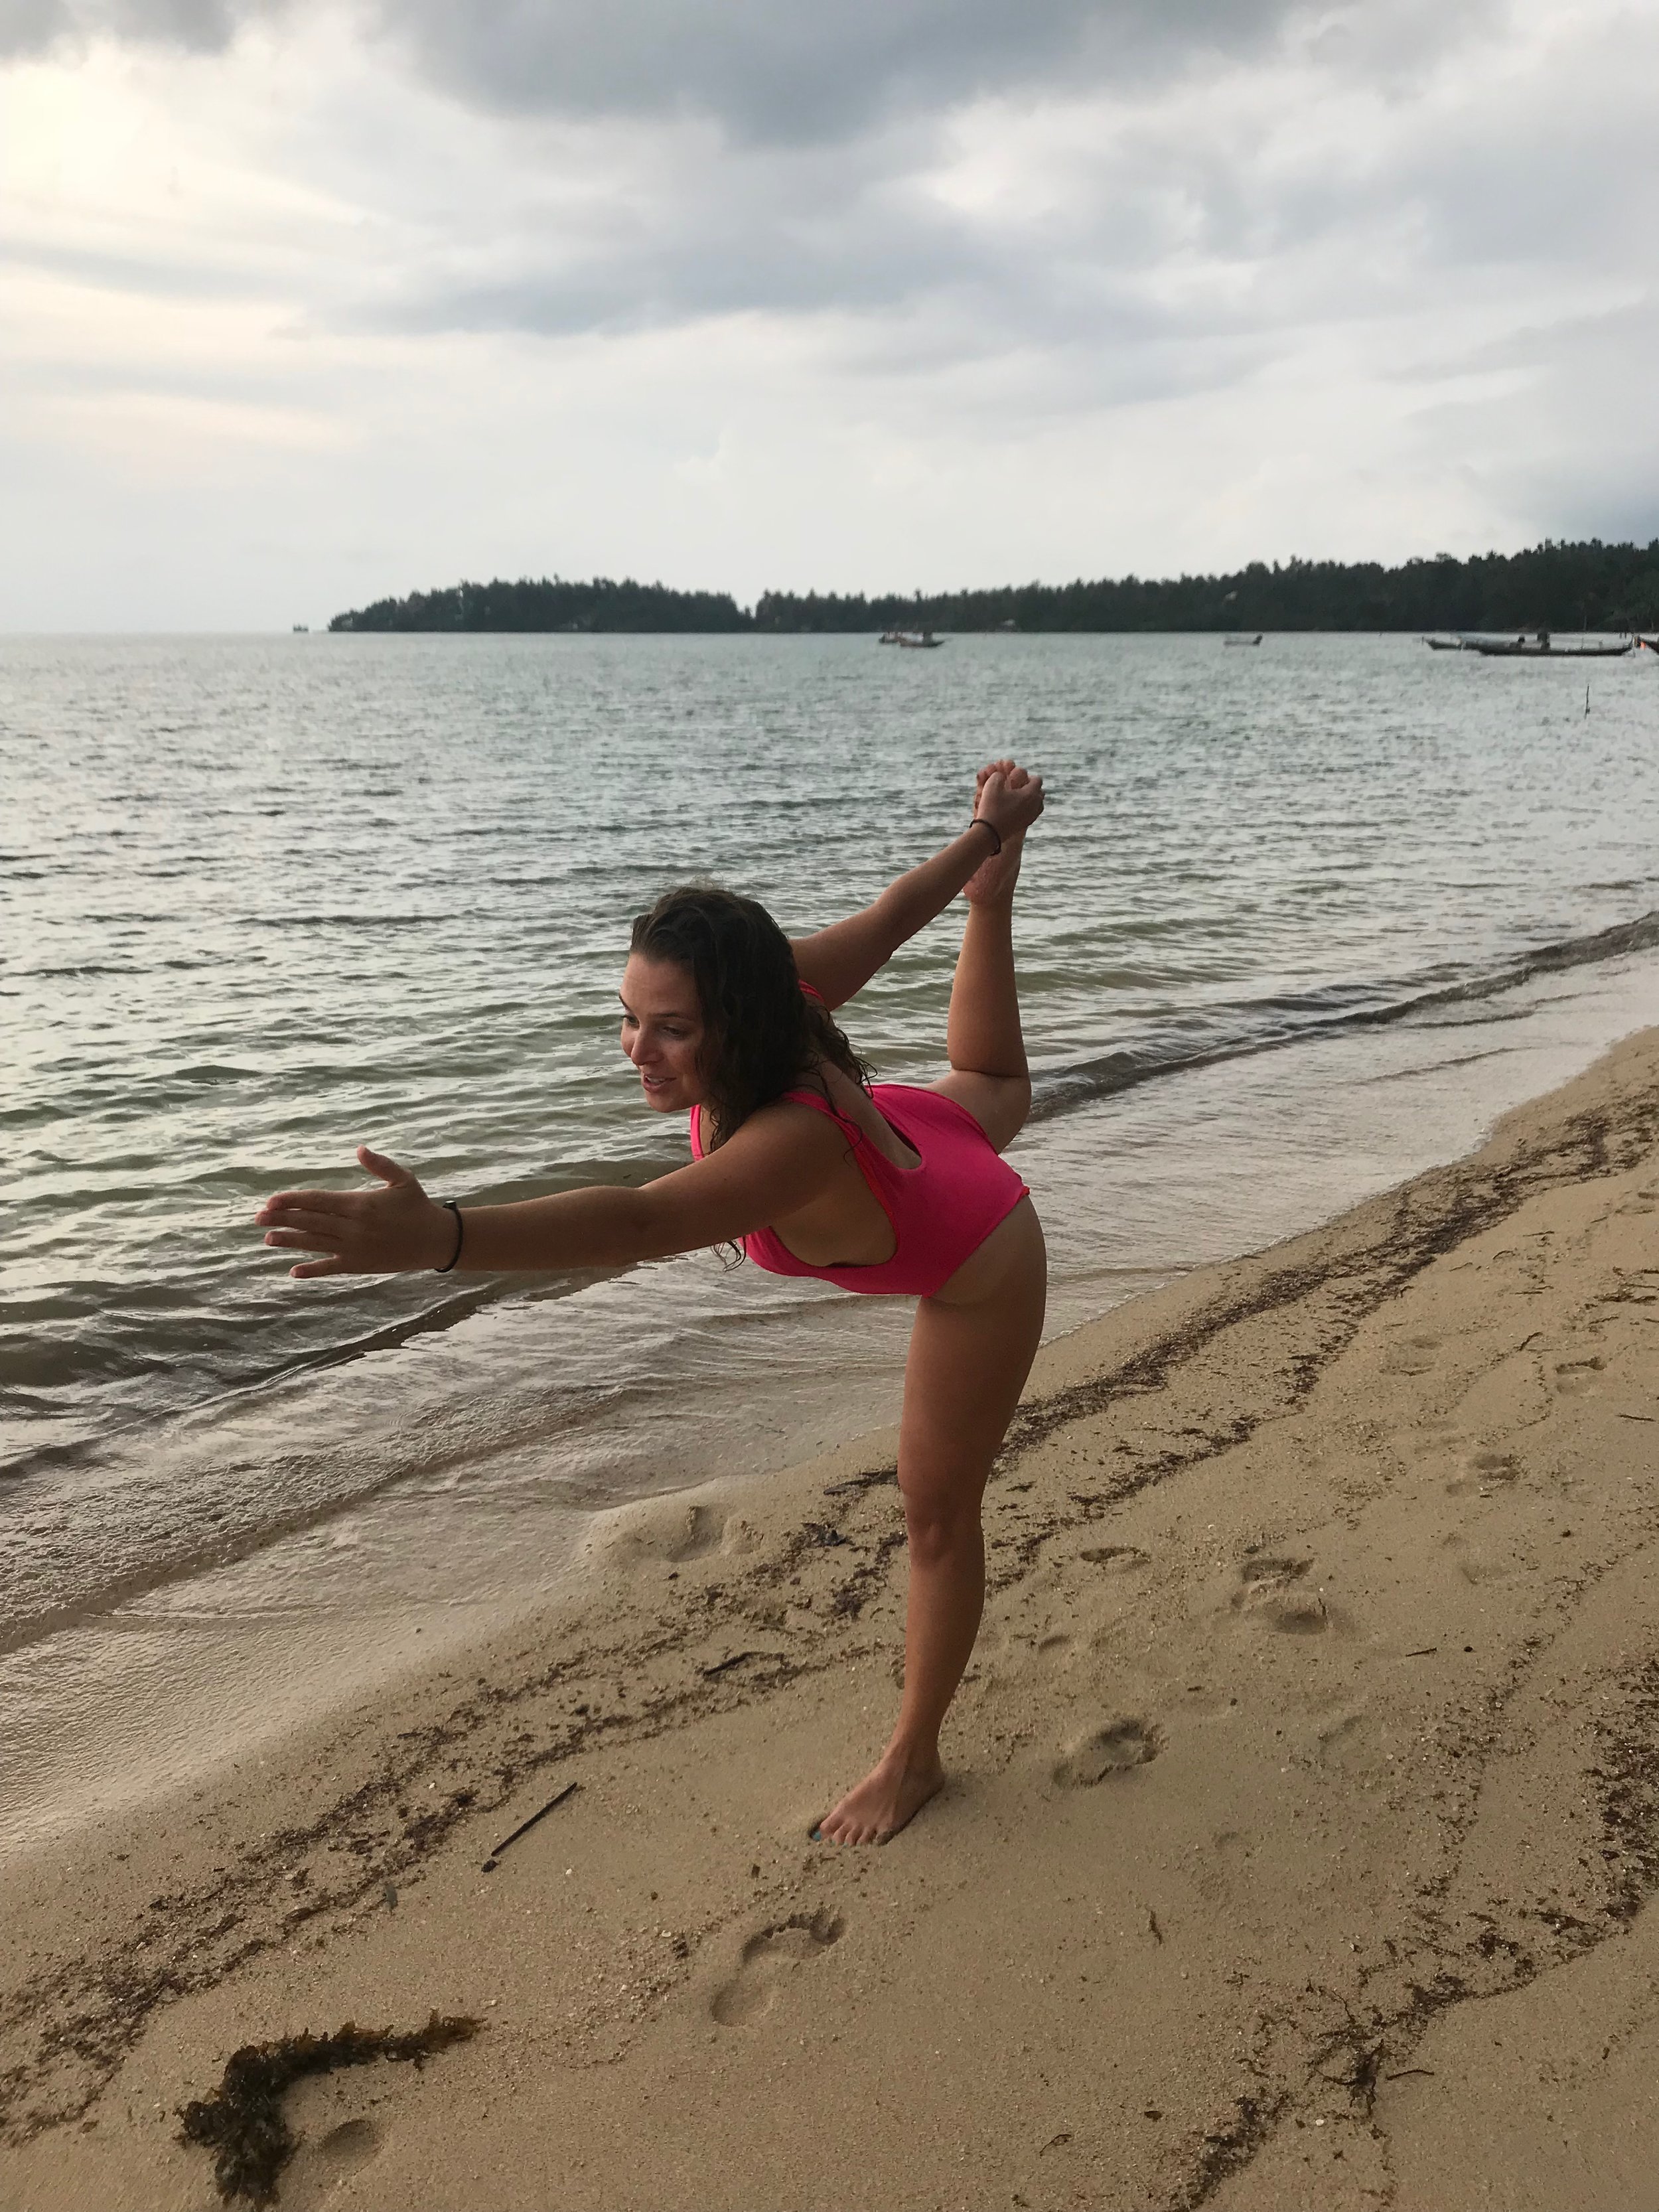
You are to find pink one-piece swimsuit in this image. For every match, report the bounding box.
[688,1082,1030,1298]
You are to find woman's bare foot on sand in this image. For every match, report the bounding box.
[813,1749,945,1846]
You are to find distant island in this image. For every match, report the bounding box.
[328,538,1659,635]
[329,576,751,634]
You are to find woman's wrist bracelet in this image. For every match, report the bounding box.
[968,816,1003,855]
[435,1199,465,1273]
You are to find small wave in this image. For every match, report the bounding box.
[15,964,141,978]
[1030,908,1659,1118]
[150,1062,263,1086]
[21,958,229,977]
[1524,909,1659,972]
[252,913,461,930]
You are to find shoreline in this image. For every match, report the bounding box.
[9,945,1659,1870]
[7,1026,1659,2206]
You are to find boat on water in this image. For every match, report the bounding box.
[1638,635,1659,653]
[1223,634,1263,646]
[1464,629,1633,659]
[1423,636,1468,650]
[879,629,946,648]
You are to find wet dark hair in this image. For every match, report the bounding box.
[629,884,871,1147]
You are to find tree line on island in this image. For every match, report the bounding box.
[327,538,1659,636]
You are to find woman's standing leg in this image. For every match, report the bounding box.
[814,1203,1046,1844]
[816,760,1045,1844]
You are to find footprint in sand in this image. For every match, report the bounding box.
[664,1505,729,1560]
[709,1909,843,2026]
[1383,1332,1441,1376]
[1407,1422,1462,1462]
[1053,1718,1160,1787]
[1234,1556,1329,1635]
[1553,1357,1605,1396]
[1447,1449,1521,1497]
[1445,1536,1504,1585]
[1079,1544,1151,1574]
[1313,1710,1372,1772]
[317,2116,382,2175]
[607,1503,732,1569]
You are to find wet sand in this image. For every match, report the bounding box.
[7,1028,1659,2211]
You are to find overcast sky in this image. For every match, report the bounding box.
[3,0,1655,627]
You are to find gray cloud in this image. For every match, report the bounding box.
[16,0,1646,406]
[1450,291,1659,539]
[3,0,1420,134]
[0,0,270,55]
[370,0,1301,146]
[6,235,275,300]
[358,16,1652,360]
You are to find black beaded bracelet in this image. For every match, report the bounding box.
[968,816,1003,855]
[435,1199,465,1273]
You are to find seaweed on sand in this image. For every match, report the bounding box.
[177,2011,482,2205]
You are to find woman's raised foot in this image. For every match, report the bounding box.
[812,1749,944,1846]
[963,826,1025,909]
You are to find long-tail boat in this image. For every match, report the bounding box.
[1465,630,1632,658]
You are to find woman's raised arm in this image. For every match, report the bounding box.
[789,761,1043,1009]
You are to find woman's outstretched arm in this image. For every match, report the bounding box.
[255,1108,846,1279]
[790,762,1043,1009]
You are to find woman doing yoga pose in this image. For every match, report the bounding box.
[255,760,1046,1843]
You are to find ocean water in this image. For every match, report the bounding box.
[4,630,1659,1843]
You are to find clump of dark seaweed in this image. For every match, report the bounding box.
[177,2011,482,2205]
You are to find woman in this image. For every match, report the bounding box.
[256,760,1046,1844]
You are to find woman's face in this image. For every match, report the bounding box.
[619,954,707,1112]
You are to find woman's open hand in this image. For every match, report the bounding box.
[966,760,1043,905]
[255,1146,456,1279]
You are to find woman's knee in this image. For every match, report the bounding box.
[932,1070,1031,1154]
[1004,1072,1032,1143]
[902,1486,984,1566]
[982,1073,1031,1154]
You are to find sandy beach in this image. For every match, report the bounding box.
[7,1026,1659,2212]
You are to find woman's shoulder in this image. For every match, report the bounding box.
[723,1086,853,1147]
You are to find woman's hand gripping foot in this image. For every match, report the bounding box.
[812,1748,946,1846]
[966,759,1037,907]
